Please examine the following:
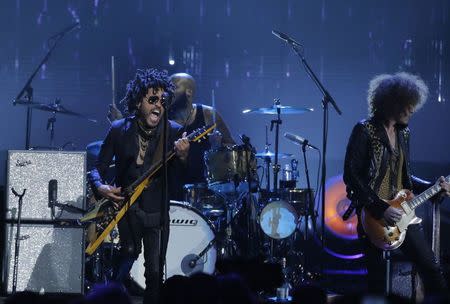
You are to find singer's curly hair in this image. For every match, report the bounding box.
[123,68,175,114]
[367,72,429,120]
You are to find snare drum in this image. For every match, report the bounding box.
[259,200,298,239]
[130,201,217,287]
[183,183,226,217]
[204,145,257,193]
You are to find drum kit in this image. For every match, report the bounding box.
[84,99,318,290]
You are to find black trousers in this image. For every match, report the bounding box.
[116,207,169,304]
[361,224,446,295]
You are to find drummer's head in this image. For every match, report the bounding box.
[170,73,196,108]
[124,68,175,127]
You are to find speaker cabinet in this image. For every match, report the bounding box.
[3,222,84,294]
[391,260,423,301]
[6,150,86,221]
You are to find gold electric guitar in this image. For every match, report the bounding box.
[82,124,216,255]
[361,175,449,250]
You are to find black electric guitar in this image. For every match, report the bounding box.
[83,124,216,255]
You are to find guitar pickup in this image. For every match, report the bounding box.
[400,202,412,214]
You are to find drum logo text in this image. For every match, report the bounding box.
[170,218,198,226]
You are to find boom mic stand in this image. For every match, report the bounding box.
[12,22,80,150]
[273,30,342,278]
[10,188,26,293]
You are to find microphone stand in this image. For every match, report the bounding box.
[300,141,315,278]
[286,40,342,278]
[10,188,26,293]
[13,23,79,150]
[270,99,282,194]
[160,101,169,287]
[241,135,257,257]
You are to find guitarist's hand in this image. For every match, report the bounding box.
[383,206,404,226]
[97,184,125,202]
[438,176,450,197]
[174,132,190,162]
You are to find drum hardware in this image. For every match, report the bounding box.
[185,238,217,269]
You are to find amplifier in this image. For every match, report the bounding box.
[6,150,86,221]
[3,222,84,294]
[391,260,423,301]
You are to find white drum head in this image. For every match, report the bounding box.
[259,200,298,239]
[130,201,217,288]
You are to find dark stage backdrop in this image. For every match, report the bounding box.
[0,0,449,266]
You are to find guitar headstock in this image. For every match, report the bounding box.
[187,124,217,143]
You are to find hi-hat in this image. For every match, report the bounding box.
[14,99,97,122]
[242,104,313,115]
[255,151,293,159]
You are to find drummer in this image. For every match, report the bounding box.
[169,73,235,184]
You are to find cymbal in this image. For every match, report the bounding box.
[14,99,97,123]
[255,151,293,159]
[242,104,313,115]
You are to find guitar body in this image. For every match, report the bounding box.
[361,189,422,250]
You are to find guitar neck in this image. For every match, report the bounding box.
[126,150,176,193]
[407,175,450,210]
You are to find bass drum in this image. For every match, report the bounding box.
[130,201,217,288]
[259,200,299,239]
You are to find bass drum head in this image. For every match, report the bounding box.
[130,201,217,288]
[259,200,298,239]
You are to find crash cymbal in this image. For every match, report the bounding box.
[255,151,293,159]
[14,99,97,122]
[242,104,313,115]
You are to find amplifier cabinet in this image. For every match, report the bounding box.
[3,222,84,294]
[6,150,86,221]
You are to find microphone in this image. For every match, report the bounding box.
[49,22,80,39]
[48,179,58,207]
[284,132,319,150]
[48,179,57,219]
[162,92,172,108]
[272,30,302,46]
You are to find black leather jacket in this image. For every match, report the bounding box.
[88,116,185,214]
[343,118,430,219]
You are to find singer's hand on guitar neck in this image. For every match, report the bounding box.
[438,176,450,197]
[174,132,190,162]
[97,184,125,202]
[383,206,404,226]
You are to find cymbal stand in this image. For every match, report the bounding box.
[268,99,283,262]
[46,112,57,149]
[270,99,282,194]
[264,125,271,191]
